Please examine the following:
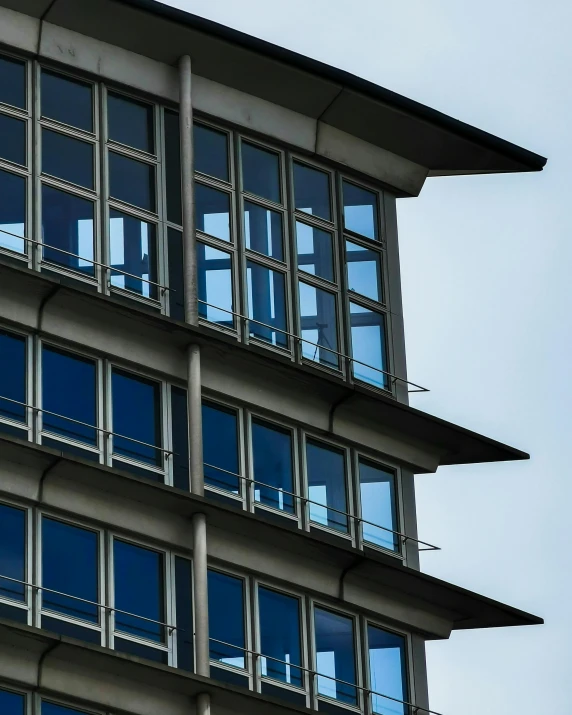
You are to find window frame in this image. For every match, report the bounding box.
[0,326,33,440]
[0,497,32,624]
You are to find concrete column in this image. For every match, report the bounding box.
[193,513,210,677]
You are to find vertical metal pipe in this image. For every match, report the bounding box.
[196,693,211,715]
[188,343,204,497]
[193,512,210,677]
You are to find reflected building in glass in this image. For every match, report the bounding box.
[0,3,545,715]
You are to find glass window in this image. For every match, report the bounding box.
[42,704,90,715]
[42,129,94,189]
[0,330,26,424]
[42,346,97,446]
[164,110,182,225]
[350,302,388,389]
[203,402,239,493]
[113,539,165,643]
[109,209,157,299]
[0,169,26,254]
[296,222,334,282]
[314,608,357,705]
[259,587,302,687]
[0,114,25,166]
[41,71,93,132]
[298,282,339,369]
[252,419,294,514]
[0,55,26,109]
[208,570,245,669]
[194,124,229,182]
[197,242,234,327]
[41,517,99,623]
[359,460,398,551]
[241,142,280,203]
[42,186,95,276]
[109,151,155,212]
[108,92,154,153]
[0,689,25,715]
[343,181,379,240]
[244,201,283,260]
[0,503,26,602]
[196,183,231,242]
[247,261,287,348]
[293,162,331,221]
[368,625,408,715]
[111,369,161,468]
[306,440,348,533]
[346,240,382,302]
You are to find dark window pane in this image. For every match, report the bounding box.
[343,181,378,240]
[108,92,153,152]
[42,702,91,715]
[42,346,97,446]
[196,183,230,242]
[315,608,357,705]
[350,303,388,389]
[41,615,101,644]
[42,186,95,276]
[0,330,26,423]
[175,556,193,671]
[41,71,93,132]
[0,689,25,715]
[247,261,287,348]
[112,369,162,467]
[197,242,234,327]
[252,420,294,513]
[165,110,182,225]
[203,402,239,493]
[109,151,155,211]
[359,460,398,551]
[109,209,157,299]
[244,201,283,260]
[42,129,94,189]
[368,625,408,715]
[114,636,168,663]
[259,587,302,687]
[346,240,382,302]
[42,517,99,623]
[171,386,189,491]
[307,440,348,533]
[0,169,26,254]
[0,56,25,109]
[293,162,331,221]
[299,282,339,369]
[208,570,245,668]
[168,228,185,320]
[296,222,334,282]
[0,114,25,165]
[0,503,26,602]
[242,142,280,203]
[194,124,229,182]
[114,540,165,642]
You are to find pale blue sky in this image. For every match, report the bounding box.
[160,1,567,712]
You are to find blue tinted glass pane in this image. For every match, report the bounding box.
[299,282,338,369]
[0,330,26,423]
[165,111,182,225]
[247,261,287,348]
[0,56,25,109]
[0,689,25,715]
[241,143,280,203]
[114,540,164,642]
[0,503,26,602]
[293,163,331,221]
[259,587,302,687]
[252,420,294,513]
[109,209,157,299]
[42,702,90,715]
[307,440,347,533]
[42,518,98,623]
[42,346,97,446]
[360,461,398,551]
[0,114,25,166]
[108,92,153,153]
[175,556,193,671]
[112,370,161,467]
[343,182,378,240]
[315,608,356,705]
[42,186,95,275]
[368,626,408,715]
[194,124,229,181]
[197,242,234,327]
[0,169,26,253]
[196,184,230,242]
[42,129,94,189]
[346,240,382,302]
[244,201,283,260]
[109,151,155,211]
[41,71,93,132]
[202,402,239,493]
[350,302,388,389]
[296,222,334,282]
[208,570,245,668]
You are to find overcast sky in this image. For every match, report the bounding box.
[159,1,567,712]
